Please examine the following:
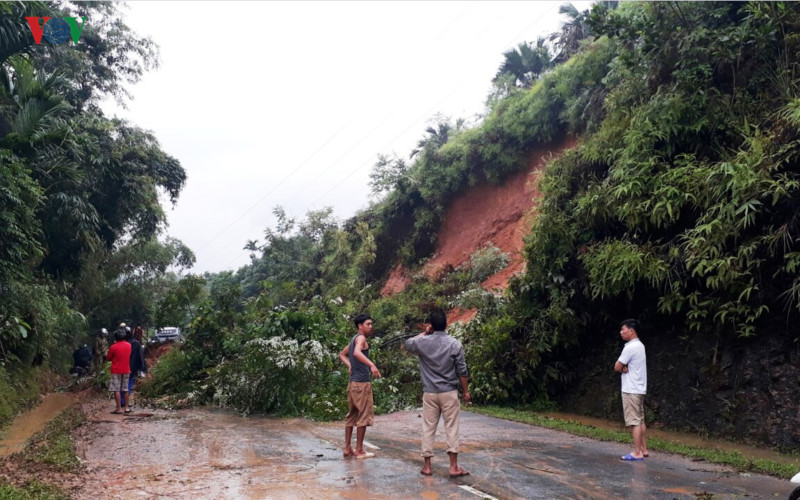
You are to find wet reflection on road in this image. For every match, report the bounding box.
[74,400,794,499]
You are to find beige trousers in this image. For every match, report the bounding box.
[421,390,460,457]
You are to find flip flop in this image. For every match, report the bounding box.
[354,452,375,459]
[643,453,650,458]
[343,450,355,458]
[449,469,470,478]
[420,469,433,476]
[620,454,644,461]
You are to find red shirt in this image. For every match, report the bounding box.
[106,341,132,374]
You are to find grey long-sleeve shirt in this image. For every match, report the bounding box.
[404,331,468,393]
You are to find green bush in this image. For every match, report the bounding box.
[210,335,330,415]
[139,348,202,398]
[468,244,510,283]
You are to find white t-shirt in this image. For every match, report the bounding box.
[618,338,647,394]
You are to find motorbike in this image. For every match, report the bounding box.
[790,471,800,500]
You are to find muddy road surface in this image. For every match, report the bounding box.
[75,399,792,500]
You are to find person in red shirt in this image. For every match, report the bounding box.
[106,329,132,414]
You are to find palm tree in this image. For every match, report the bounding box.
[550,3,589,64]
[550,2,617,63]
[0,2,53,67]
[493,38,553,89]
[410,117,466,158]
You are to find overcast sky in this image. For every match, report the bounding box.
[103,1,593,274]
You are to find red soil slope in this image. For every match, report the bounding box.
[381,264,412,297]
[380,137,576,309]
[425,137,576,289]
[447,307,478,326]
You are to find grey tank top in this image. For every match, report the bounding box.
[349,334,371,382]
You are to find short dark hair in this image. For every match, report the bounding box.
[621,318,640,334]
[114,330,127,341]
[353,314,372,328]
[429,308,447,331]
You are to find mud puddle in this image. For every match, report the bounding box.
[542,411,800,466]
[0,392,75,457]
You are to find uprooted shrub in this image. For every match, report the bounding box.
[210,335,330,415]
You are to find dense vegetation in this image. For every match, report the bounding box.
[0,2,195,426]
[144,2,800,443]
[4,1,800,448]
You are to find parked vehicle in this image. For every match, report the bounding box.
[790,471,800,500]
[149,327,183,344]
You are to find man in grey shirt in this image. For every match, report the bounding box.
[404,308,471,478]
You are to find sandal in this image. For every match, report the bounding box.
[111,410,122,414]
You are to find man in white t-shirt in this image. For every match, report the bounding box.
[614,318,648,461]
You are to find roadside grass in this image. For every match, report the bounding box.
[19,405,85,472]
[470,405,799,480]
[0,480,70,500]
[0,367,46,433]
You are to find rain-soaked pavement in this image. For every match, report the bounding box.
[74,400,795,500]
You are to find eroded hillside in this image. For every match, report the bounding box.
[381,137,576,300]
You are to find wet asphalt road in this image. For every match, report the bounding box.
[75,402,794,500]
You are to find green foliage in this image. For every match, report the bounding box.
[0,1,188,427]
[0,366,42,430]
[139,348,200,398]
[153,274,207,329]
[0,153,42,279]
[490,36,558,106]
[148,2,800,441]
[467,244,510,283]
[211,334,330,415]
[0,480,69,500]
[579,240,668,299]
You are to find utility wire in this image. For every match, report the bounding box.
[211,3,562,272]
[194,120,351,252]
[306,3,560,209]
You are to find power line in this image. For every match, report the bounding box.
[306,3,561,209]
[202,118,388,266]
[209,3,563,272]
[194,120,352,252]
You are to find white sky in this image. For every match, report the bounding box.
[104,1,593,274]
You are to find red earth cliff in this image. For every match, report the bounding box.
[422,137,576,289]
[380,137,576,325]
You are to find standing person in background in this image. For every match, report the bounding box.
[133,325,144,343]
[125,330,147,413]
[120,326,135,408]
[106,329,132,414]
[112,323,126,345]
[404,308,471,478]
[339,314,381,459]
[615,318,648,461]
[93,328,109,373]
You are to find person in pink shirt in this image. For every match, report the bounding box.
[106,329,132,414]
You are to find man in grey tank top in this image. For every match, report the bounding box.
[339,314,381,459]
